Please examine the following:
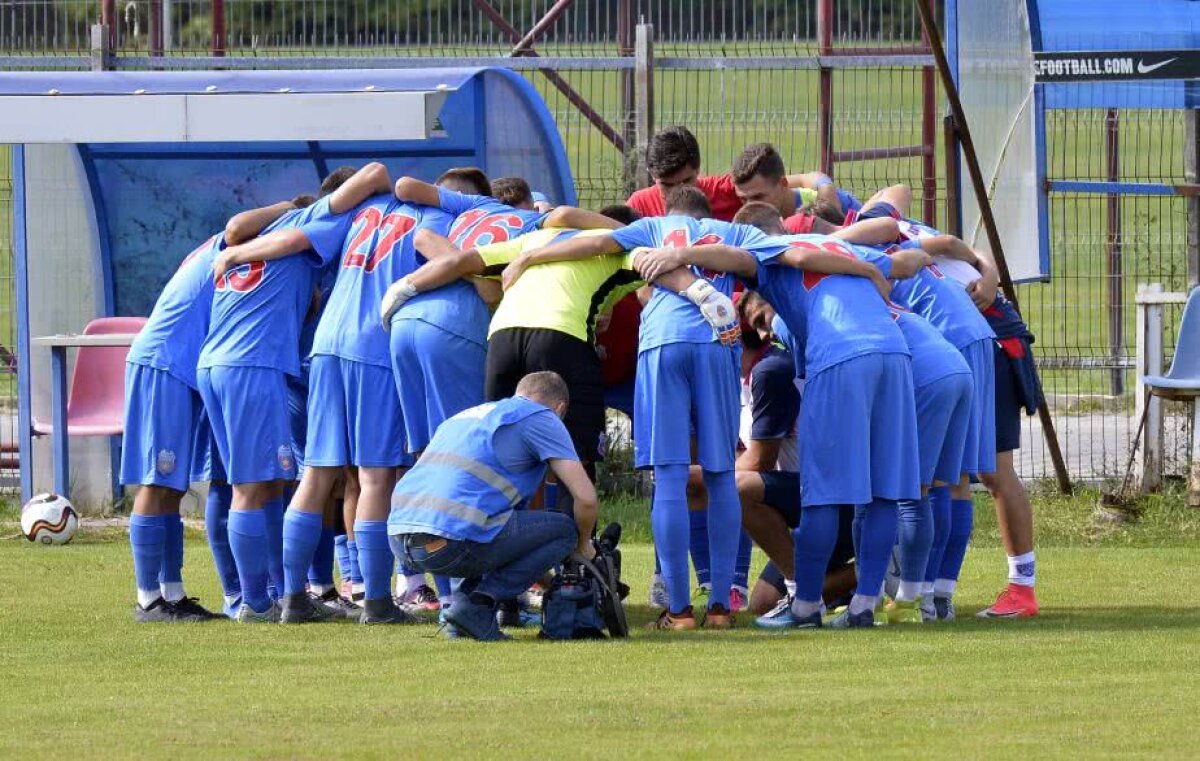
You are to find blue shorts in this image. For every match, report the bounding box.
[958,338,998,476]
[197,366,296,485]
[994,341,1023,453]
[634,342,740,472]
[390,319,486,454]
[190,408,228,484]
[286,377,308,476]
[799,352,921,506]
[857,201,900,221]
[915,372,973,486]
[761,470,801,526]
[306,355,410,468]
[119,363,198,492]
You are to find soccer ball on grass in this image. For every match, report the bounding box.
[20,493,79,545]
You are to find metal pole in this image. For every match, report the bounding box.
[1186,110,1200,287]
[101,0,116,50]
[149,0,163,58]
[162,0,173,51]
[618,0,638,195]
[920,1,938,227]
[510,0,575,56]
[817,0,834,177]
[212,0,226,57]
[1105,108,1125,396]
[634,24,655,188]
[944,114,962,237]
[90,23,112,71]
[916,0,1073,494]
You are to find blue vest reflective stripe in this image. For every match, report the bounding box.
[388,397,548,542]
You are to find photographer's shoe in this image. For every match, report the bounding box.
[445,599,511,642]
[648,607,697,631]
[702,603,734,630]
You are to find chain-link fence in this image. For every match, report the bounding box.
[2,0,1195,490]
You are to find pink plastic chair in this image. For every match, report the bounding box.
[33,316,147,437]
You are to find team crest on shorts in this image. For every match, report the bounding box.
[277,445,295,473]
[156,449,177,476]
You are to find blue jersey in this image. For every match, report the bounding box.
[311,195,452,367]
[753,234,908,378]
[437,187,546,249]
[611,216,786,352]
[897,218,941,241]
[770,313,805,379]
[198,197,346,377]
[854,246,970,387]
[393,207,490,346]
[127,233,224,390]
[887,242,996,350]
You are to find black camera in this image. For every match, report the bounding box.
[540,522,629,639]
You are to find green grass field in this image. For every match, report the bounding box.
[3,489,1200,759]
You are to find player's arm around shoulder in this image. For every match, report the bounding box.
[213,225,312,280]
[224,200,295,246]
[393,176,442,208]
[328,162,391,215]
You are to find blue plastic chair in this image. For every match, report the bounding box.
[1144,286,1200,398]
[1143,286,1200,506]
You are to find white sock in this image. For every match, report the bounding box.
[310,583,332,596]
[790,598,822,618]
[137,588,161,608]
[896,580,922,602]
[784,578,797,598]
[848,594,877,615]
[933,578,957,598]
[160,582,185,603]
[224,594,241,609]
[921,581,935,598]
[1008,552,1036,587]
[352,582,365,597]
[400,573,427,595]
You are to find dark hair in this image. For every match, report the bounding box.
[738,290,769,324]
[812,198,846,225]
[436,167,492,196]
[516,371,570,409]
[491,176,533,207]
[598,204,642,226]
[664,186,712,218]
[318,166,357,198]
[733,201,785,234]
[732,143,786,185]
[290,194,316,209]
[646,126,702,179]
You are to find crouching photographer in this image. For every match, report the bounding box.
[388,371,597,642]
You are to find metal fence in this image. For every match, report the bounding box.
[1,0,1194,489]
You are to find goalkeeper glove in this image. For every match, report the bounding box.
[682,279,740,347]
[380,277,418,330]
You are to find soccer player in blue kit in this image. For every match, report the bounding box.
[198,168,379,623]
[121,199,296,622]
[641,201,926,628]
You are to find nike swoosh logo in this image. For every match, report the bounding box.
[1137,58,1177,74]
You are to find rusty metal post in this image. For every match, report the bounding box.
[511,0,575,56]
[944,114,962,237]
[619,0,638,195]
[212,0,226,57]
[634,24,655,188]
[1105,108,1125,396]
[149,0,163,57]
[817,0,834,177]
[101,0,117,50]
[920,0,938,227]
[917,0,1073,494]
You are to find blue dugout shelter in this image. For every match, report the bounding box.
[6,67,575,505]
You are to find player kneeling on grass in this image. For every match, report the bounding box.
[387,372,598,642]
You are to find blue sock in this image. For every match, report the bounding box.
[334,533,352,583]
[652,464,691,613]
[433,575,452,599]
[205,485,240,597]
[282,509,323,596]
[855,499,900,597]
[262,497,285,601]
[159,513,184,587]
[353,520,393,602]
[897,496,933,584]
[937,498,975,582]
[792,504,841,604]
[308,526,336,588]
[130,514,166,602]
[924,486,952,584]
[734,530,753,591]
[688,508,711,588]
[702,470,739,611]
[228,509,271,613]
[347,539,364,587]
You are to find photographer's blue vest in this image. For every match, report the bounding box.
[388,397,550,543]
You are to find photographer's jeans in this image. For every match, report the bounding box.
[390,510,576,603]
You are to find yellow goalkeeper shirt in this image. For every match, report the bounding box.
[476,228,642,343]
